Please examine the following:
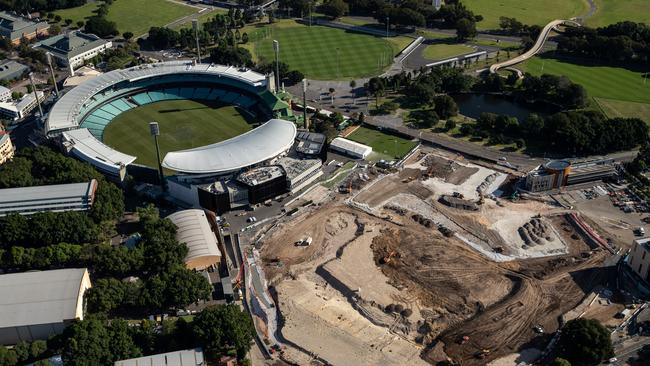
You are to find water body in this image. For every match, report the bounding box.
[453,93,554,121]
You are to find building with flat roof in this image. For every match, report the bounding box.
[329,137,372,159]
[0,179,97,216]
[278,156,323,193]
[629,238,650,283]
[0,59,28,82]
[0,11,49,44]
[34,31,112,72]
[524,158,617,193]
[0,86,10,102]
[0,131,14,165]
[0,90,44,120]
[166,209,222,270]
[0,268,91,345]
[295,131,326,158]
[115,348,205,366]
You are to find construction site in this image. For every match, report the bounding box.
[254,149,623,365]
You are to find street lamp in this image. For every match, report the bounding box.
[273,40,280,93]
[149,122,166,191]
[386,16,389,38]
[192,19,202,62]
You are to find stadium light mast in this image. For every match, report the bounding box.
[273,40,280,93]
[192,19,202,62]
[149,122,166,192]
[46,52,59,98]
[28,72,43,119]
[302,78,308,130]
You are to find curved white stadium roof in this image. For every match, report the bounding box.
[162,119,297,174]
[47,61,266,133]
[166,209,221,271]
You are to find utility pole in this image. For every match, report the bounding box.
[302,78,308,130]
[28,73,43,119]
[46,52,58,98]
[149,122,166,192]
[273,40,280,93]
[193,19,202,62]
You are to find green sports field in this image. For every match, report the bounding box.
[463,0,588,30]
[55,0,196,36]
[422,43,474,61]
[103,100,253,168]
[253,21,407,80]
[520,55,650,121]
[346,127,418,161]
[588,0,650,27]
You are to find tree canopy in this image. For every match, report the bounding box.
[557,318,614,365]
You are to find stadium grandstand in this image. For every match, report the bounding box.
[46,61,293,180]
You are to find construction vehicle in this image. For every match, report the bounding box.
[294,236,312,246]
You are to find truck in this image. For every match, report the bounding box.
[295,236,312,246]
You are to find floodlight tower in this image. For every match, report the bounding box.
[273,40,280,93]
[28,73,43,119]
[149,122,166,191]
[193,19,202,62]
[46,52,59,98]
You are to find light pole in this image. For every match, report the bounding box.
[192,19,202,62]
[46,52,58,98]
[149,122,166,191]
[273,40,280,93]
[386,16,389,38]
[302,78,308,130]
[28,73,43,119]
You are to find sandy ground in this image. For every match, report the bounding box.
[487,349,543,366]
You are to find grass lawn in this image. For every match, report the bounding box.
[594,98,650,123]
[53,2,98,23]
[588,0,650,27]
[56,0,196,36]
[520,55,650,104]
[422,43,474,61]
[103,99,253,167]
[470,38,521,50]
[346,126,418,161]
[463,0,588,30]
[172,7,228,30]
[253,20,403,79]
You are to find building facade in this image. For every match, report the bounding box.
[629,238,650,283]
[0,91,44,120]
[34,31,112,72]
[0,179,98,216]
[0,11,49,44]
[0,131,14,165]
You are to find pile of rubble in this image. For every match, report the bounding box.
[518,217,554,249]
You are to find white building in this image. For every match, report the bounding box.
[0,86,12,102]
[629,238,650,283]
[0,90,44,120]
[329,137,373,159]
[34,31,112,73]
[0,268,92,345]
[115,348,205,366]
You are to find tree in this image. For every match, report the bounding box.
[14,342,29,363]
[64,19,73,26]
[54,15,62,23]
[0,347,17,366]
[444,119,456,131]
[108,319,142,362]
[433,95,458,119]
[85,278,129,314]
[49,24,61,35]
[456,18,477,41]
[29,341,47,360]
[61,318,112,366]
[241,32,248,44]
[320,0,348,19]
[366,77,385,107]
[76,20,85,29]
[85,16,119,38]
[558,318,614,365]
[148,27,180,49]
[122,32,134,41]
[551,357,571,366]
[193,305,255,360]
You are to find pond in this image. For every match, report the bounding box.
[452,93,555,121]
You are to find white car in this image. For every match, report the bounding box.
[608,357,618,363]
